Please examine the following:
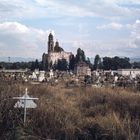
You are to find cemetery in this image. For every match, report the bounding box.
[1,0,140,139]
[0,77,140,139]
[0,25,140,140]
[0,68,140,91]
[0,57,140,139]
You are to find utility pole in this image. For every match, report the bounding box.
[8,57,10,62]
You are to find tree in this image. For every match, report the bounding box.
[102,56,131,70]
[75,48,94,70]
[0,61,43,71]
[75,48,86,63]
[30,59,39,71]
[86,57,94,70]
[42,60,48,70]
[56,59,68,71]
[102,57,112,70]
[31,61,35,71]
[132,62,140,68]
[11,63,18,69]
[69,54,75,70]
[42,53,48,70]
[94,54,101,70]
[35,59,39,69]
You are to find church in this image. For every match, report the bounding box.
[42,33,72,69]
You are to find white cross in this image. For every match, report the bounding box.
[13,88,38,125]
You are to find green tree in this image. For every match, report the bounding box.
[35,59,39,69]
[11,63,18,69]
[31,61,35,71]
[94,54,101,70]
[69,54,75,70]
[30,59,39,71]
[102,57,109,70]
[42,60,48,70]
[56,59,68,71]
[103,56,131,70]
[86,57,94,70]
[75,48,86,63]
[132,62,140,68]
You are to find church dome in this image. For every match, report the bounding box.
[55,40,59,46]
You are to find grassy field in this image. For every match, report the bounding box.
[0,82,140,140]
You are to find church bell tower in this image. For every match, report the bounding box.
[48,33,54,53]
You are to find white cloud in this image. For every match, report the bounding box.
[0,22,30,34]
[69,20,140,58]
[127,19,140,51]
[0,0,140,21]
[95,19,140,57]
[0,1,140,59]
[71,39,132,57]
[96,22,123,30]
[0,22,48,58]
[0,20,140,59]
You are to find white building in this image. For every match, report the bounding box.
[48,51,72,65]
[117,69,140,76]
[42,33,72,69]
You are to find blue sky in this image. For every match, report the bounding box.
[0,0,140,59]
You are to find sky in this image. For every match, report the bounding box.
[0,0,140,59]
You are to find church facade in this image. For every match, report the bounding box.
[42,33,72,69]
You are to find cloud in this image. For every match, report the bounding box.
[69,19,140,58]
[71,39,132,57]
[0,1,140,59]
[0,0,140,21]
[127,19,140,52]
[0,22,30,34]
[96,22,123,30]
[0,20,140,60]
[0,22,48,58]
[40,0,139,21]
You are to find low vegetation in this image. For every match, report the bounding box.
[0,82,140,140]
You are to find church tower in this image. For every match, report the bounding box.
[48,33,54,53]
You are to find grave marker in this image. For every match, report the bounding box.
[13,88,38,125]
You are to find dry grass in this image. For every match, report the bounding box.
[0,82,140,140]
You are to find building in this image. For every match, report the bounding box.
[0,69,28,73]
[42,33,72,69]
[74,61,91,76]
[117,69,140,76]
